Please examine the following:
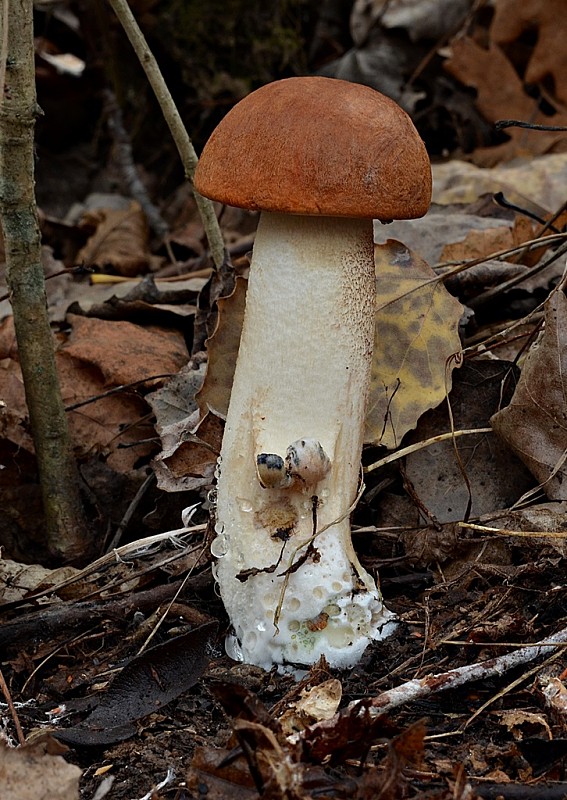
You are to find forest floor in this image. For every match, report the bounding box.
[2,2,567,799]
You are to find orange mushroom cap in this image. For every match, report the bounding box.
[195,76,432,222]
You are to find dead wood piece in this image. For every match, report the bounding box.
[0,580,186,650]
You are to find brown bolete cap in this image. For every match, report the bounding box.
[194,77,432,221]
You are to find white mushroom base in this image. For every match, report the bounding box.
[211,212,396,670]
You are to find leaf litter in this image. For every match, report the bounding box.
[3,3,567,798]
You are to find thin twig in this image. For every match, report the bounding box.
[459,521,567,539]
[105,471,156,553]
[0,0,8,106]
[0,668,25,745]
[106,0,225,268]
[364,428,492,473]
[302,625,567,735]
[102,88,169,240]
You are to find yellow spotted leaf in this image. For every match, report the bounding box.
[365,240,463,448]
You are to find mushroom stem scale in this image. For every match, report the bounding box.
[212,212,396,669]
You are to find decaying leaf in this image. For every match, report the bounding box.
[491,0,567,106]
[153,409,223,491]
[491,289,567,500]
[365,240,463,448]
[197,276,247,418]
[279,679,342,736]
[402,360,534,523]
[432,153,567,210]
[493,709,552,741]
[55,622,217,747]
[0,559,79,605]
[0,739,82,800]
[60,314,188,386]
[77,201,152,277]
[444,37,567,164]
[440,216,544,268]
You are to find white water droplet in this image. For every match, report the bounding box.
[225,633,243,662]
[210,534,229,558]
[237,497,253,513]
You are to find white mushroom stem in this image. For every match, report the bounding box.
[212,212,396,669]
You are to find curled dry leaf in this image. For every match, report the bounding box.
[365,240,463,448]
[153,410,223,492]
[197,276,247,418]
[491,290,567,500]
[77,201,152,277]
[279,679,342,736]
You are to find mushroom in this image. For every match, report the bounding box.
[195,76,431,669]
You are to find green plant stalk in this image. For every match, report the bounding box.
[107,0,226,269]
[0,0,90,562]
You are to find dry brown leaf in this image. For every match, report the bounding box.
[0,559,79,604]
[61,314,188,386]
[57,353,155,471]
[153,410,223,491]
[1,336,156,471]
[77,201,151,277]
[491,289,567,500]
[159,411,223,481]
[365,240,463,448]
[491,0,567,106]
[440,216,545,267]
[493,710,552,741]
[197,276,247,418]
[444,38,567,164]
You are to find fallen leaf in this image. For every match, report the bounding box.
[491,290,567,500]
[55,622,217,746]
[1,338,155,472]
[0,739,81,800]
[432,153,567,210]
[60,314,188,386]
[493,709,552,741]
[187,746,257,800]
[491,0,567,106]
[444,38,567,164]
[279,679,342,736]
[365,240,464,448]
[57,352,156,471]
[440,216,543,268]
[153,409,223,491]
[374,212,513,266]
[197,276,247,418]
[403,360,534,523]
[0,559,78,605]
[77,201,152,277]
[148,361,207,433]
